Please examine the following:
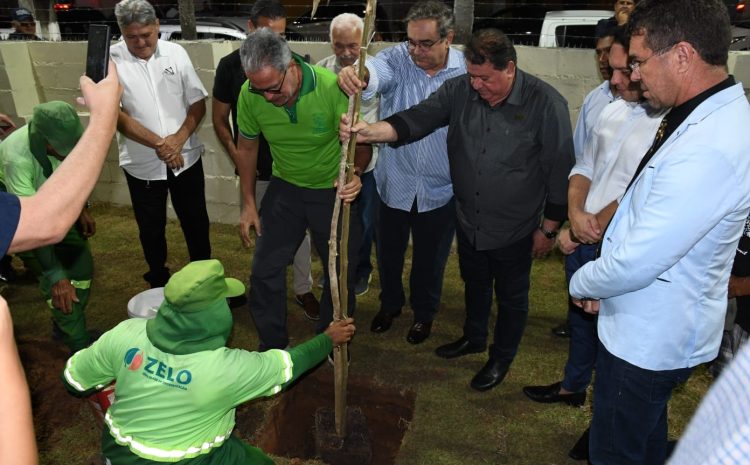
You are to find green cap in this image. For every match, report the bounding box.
[164,259,245,312]
[27,101,84,179]
[146,260,246,355]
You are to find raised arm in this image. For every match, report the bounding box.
[10,63,121,254]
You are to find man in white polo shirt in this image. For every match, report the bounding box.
[111,0,211,288]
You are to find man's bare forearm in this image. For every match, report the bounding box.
[236,137,259,210]
[212,99,238,165]
[175,99,206,142]
[595,201,618,231]
[11,105,118,253]
[568,174,592,217]
[117,110,162,149]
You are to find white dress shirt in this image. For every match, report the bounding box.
[569,98,665,215]
[111,39,207,180]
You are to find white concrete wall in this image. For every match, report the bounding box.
[1,39,749,224]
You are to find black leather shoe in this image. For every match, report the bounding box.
[568,427,589,461]
[552,322,571,338]
[406,321,432,344]
[435,337,486,359]
[370,309,401,333]
[470,358,510,391]
[522,381,586,406]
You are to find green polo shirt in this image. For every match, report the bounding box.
[237,54,348,189]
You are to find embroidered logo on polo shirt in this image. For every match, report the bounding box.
[311,113,329,135]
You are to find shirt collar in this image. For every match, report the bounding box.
[504,68,525,106]
[294,52,317,99]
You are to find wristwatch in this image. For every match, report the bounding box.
[539,225,558,239]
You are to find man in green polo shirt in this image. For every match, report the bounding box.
[235,28,369,350]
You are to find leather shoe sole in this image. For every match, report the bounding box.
[435,337,486,359]
[406,321,432,344]
[522,381,586,407]
[370,309,401,333]
[470,359,510,391]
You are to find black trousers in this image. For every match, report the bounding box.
[124,159,211,287]
[377,196,456,323]
[249,177,361,350]
[456,227,532,363]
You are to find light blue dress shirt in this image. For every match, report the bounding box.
[362,44,466,212]
[569,83,750,371]
[572,80,614,161]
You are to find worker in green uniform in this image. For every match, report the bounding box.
[62,259,356,464]
[0,101,96,352]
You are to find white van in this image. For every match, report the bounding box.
[538,10,613,48]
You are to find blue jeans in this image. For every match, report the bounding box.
[457,228,533,363]
[590,343,692,465]
[355,170,378,281]
[562,243,598,392]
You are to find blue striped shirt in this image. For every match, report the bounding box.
[363,44,466,212]
[667,341,750,464]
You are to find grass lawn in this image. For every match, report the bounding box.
[2,204,713,465]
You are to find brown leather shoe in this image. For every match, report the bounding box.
[295,292,320,321]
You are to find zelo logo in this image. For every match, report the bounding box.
[144,357,193,386]
[124,348,144,371]
[123,348,193,390]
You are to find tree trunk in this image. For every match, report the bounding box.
[178,0,197,40]
[453,0,474,45]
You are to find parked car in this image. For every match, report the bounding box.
[156,18,246,41]
[538,10,613,48]
[287,0,395,42]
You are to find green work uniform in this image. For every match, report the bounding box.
[63,260,333,464]
[237,54,348,189]
[0,120,92,352]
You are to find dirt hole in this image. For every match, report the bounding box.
[255,367,416,465]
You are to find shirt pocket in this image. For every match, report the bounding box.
[162,72,184,97]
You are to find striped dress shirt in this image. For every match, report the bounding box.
[362,43,466,212]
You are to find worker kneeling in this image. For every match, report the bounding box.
[62,259,355,464]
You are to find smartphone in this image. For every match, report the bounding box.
[85,24,111,83]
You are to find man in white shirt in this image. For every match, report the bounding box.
[111,0,211,288]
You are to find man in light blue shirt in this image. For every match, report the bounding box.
[338,1,466,345]
[569,0,750,463]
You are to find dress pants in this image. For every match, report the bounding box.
[590,343,692,465]
[249,177,361,350]
[355,170,378,282]
[124,159,211,288]
[457,227,533,364]
[256,179,312,295]
[561,243,599,393]
[377,196,455,323]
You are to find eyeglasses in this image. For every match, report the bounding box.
[249,67,288,95]
[405,37,443,51]
[628,44,676,72]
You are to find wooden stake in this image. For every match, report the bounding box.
[328,0,378,438]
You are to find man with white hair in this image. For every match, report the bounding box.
[111,0,211,289]
[317,13,380,297]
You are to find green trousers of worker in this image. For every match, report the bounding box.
[19,226,93,352]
